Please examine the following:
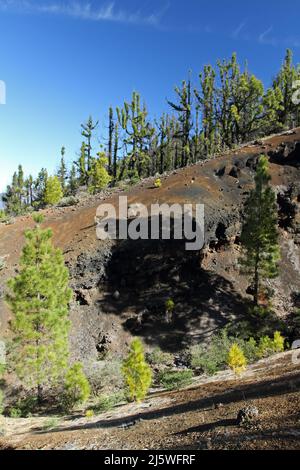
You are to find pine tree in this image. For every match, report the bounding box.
[230,70,264,143]
[88,153,111,194]
[6,215,72,402]
[62,363,90,411]
[157,114,174,174]
[227,343,247,375]
[273,49,299,128]
[34,168,48,207]
[216,53,240,148]
[3,172,22,215]
[117,91,154,179]
[76,142,88,185]
[263,86,284,135]
[44,176,63,206]
[122,338,152,402]
[81,116,98,174]
[25,175,34,207]
[240,155,280,307]
[57,147,67,194]
[68,164,78,195]
[17,165,25,205]
[195,64,216,155]
[107,107,114,175]
[168,78,193,167]
[113,122,119,182]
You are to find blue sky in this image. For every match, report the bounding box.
[1,0,300,191]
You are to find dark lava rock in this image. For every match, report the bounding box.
[237,405,259,427]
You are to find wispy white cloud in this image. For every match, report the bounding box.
[232,20,246,39]
[0,0,168,27]
[258,26,277,46]
[229,20,300,48]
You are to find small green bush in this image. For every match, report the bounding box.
[272,331,285,352]
[93,391,125,413]
[5,217,16,225]
[190,330,284,375]
[146,348,174,368]
[58,196,79,207]
[85,409,94,419]
[44,176,63,206]
[122,339,152,402]
[190,330,232,375]
[165,298,175,323]
[62,363,91,411]
[32,213,44,224]
[129,172,140,186]
[84,357,124,395]
[257,331,285,358]
[42,418,60,431]
[9,407,22,418]
[158,369,194,390]
[241,337,258,363]
[190,330,272,376]
[7,396,38,418]
[227,343,247,375]
[165,299,175,312]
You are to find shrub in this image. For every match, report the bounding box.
[62,363,91,411]
[85,409,94,419]
[146,348,174,368]
[165,299,175,323]
[42,418,60,431]
[241,337,258,363]
[227,343,247,375]
[9,406,22,418]
[272,331,285,353]
[165,299,175,312]
[58,196,79,207]
[93,391,125,413]
[129,172,140,186]
[44,176,63,206]
[84,357,124,394]
[88,154,111,194]
[122,339,152,402]
[190,330,233,375]
[154,178,162,188]
[7,396,38,418]
[158,370,194,390]
[32,213,44,224]
[190,345,220,375]
[190,330,261,376]
[5,217,16,225]
[257,331,285,358]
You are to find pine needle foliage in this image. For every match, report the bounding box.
[6,216,72,401]
[122,339,152,403]
[240,155,280,306]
